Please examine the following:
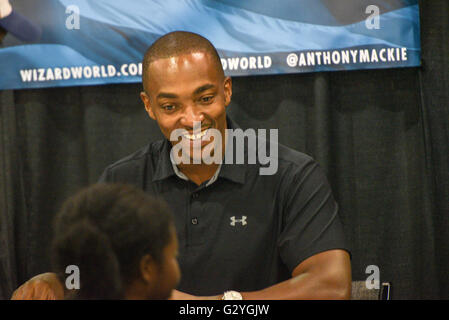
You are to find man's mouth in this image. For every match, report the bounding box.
[183,128,210,141]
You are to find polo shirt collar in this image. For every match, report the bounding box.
[170,152,223,187]
[152,116,246,185]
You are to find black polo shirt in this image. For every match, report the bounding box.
[98,118,349,296]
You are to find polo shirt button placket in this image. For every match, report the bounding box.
[190,193,199,227]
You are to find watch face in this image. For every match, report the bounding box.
[224,291,243,300]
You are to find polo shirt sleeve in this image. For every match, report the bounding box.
[278,158,350,274]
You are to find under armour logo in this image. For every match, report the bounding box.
[230,216,247,226]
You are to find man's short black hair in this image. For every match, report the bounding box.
[142,31,224,91]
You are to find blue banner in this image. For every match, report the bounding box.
[0,0,421,90]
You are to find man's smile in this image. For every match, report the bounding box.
[182,128,210,141]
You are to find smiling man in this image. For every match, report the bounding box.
[11,31,351,300]
[99,31,352,300]
[140,39,231,185]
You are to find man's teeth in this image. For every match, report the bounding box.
[184,129,208,140]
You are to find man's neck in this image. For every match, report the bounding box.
[173,128,228,186]
[177,162,220,186]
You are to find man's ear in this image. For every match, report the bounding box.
[139,254,158,284]
[223,76,232,107]
[140,91,156,120]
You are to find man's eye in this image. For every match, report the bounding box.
[162,105,175,111]
[201,96,214,103]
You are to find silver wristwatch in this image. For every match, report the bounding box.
[222,290,243,300]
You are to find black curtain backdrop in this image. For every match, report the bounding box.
[1,0,448,299]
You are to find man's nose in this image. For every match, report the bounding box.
[180,105,204,130]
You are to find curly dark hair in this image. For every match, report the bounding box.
[51,183,174,299]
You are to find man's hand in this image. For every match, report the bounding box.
[11,272,64,300]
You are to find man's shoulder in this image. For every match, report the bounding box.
[267,142,317,178]
[277,143,314,167]
[100,140,165,181]
[244,137,317,179]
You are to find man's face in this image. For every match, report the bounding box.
[140,51,232,162]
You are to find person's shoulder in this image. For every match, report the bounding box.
[247,138,317,179]
[270,142,330,187]
[274,144,333,197]
[102,140,164,175]
[277,142,315,169]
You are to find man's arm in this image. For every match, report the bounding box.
[171,249,351,300]
[241,249,351,300]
